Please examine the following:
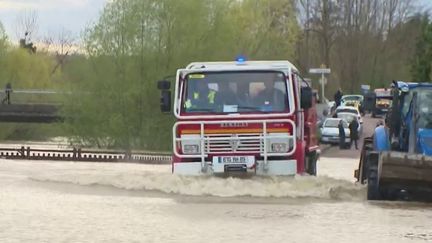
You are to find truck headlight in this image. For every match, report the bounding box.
[271,143,288,153]
[180,135,201,154]
[266,133,291,153]
[183,144,200,154]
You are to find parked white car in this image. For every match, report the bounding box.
[335,106,363,124]
[320,118,351,144]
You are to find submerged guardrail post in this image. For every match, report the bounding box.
[20,146,25,158]
[73,148,77,160]
[124,150,131,161]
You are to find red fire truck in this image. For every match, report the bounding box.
[157,60,319,176]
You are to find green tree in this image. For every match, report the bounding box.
[0,21,7,50]
[3,48,56,89]
[0,21,57,89]
[0,22,67,143]
[411,16,432,82]
[63,0,300,150]
[0,22,9,83]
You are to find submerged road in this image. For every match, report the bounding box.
[0,158,431,243]
[0,115,431,242]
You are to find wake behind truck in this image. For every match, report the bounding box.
[157,60,319,176]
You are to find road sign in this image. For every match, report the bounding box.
[309,67,331,103]
[309,68,331,74]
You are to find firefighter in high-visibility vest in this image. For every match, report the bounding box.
[185,81,216,110]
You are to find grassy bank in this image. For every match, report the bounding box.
[0,123,67,142]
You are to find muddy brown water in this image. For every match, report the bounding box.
[0,156,431,243]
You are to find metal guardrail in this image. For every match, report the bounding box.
[0,146,172,164]
[0,90,62,95]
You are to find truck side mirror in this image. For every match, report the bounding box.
[160,90,171,113]
[301,86,313,109]
[157,80,171,90]
[157,80,171,113]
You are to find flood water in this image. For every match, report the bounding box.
[0,157,431,243]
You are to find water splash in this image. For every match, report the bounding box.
[31,169,366,201]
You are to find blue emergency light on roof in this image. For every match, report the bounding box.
[235,55,247,64]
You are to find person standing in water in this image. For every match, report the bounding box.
[338,119,346,149]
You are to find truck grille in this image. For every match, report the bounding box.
[173,119,297,158]
[204,133,262,153]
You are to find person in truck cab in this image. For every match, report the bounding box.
[237,81,252,107]
[185,80,216,110]
[214,81,237,108]
[252,75,287,111]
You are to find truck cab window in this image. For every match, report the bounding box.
[183,71,289,114]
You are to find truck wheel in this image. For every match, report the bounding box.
[306,152,317,176]
[367,166,381,200]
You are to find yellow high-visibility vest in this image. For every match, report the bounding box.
[193,91,215,103]
[185,90,216,108]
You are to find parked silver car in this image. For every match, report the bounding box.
[320,118,351,144]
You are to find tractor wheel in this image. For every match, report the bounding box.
[367,166,381,200]
[359,139,374,184]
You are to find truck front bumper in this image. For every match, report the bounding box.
[173,159,297,176]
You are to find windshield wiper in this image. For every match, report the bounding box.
[237,106,262,111]
[188,106,275,113]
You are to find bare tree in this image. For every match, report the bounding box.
[51,28,76,75]
[297,0,311,69]
[297,0,419,93]
[41,34,54,53]
[15,10,39,42]
[297,0,340,67]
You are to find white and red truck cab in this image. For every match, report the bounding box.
[157,60,319,176]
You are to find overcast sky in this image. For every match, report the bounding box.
[0,0,109,41]
[0,0,431,43]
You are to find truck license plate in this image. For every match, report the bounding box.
[213,156,254,164]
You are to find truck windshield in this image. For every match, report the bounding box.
[182,71,289,114]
